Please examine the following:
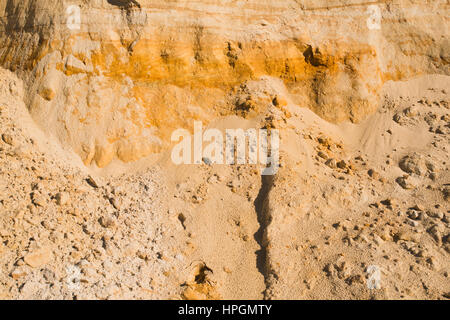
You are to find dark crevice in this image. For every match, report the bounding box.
[107,0,141,9]
[253,174,274,299]
[194,264,213,284]
[303,45,326,67]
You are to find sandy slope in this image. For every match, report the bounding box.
[0,67,448,299]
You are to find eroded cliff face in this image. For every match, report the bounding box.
[0,0,448,167]
[0,1,449,301]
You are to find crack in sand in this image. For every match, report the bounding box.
[253,175,275,299]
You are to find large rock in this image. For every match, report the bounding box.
[24,247,53,268]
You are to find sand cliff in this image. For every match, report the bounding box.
[0,0,449,300]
